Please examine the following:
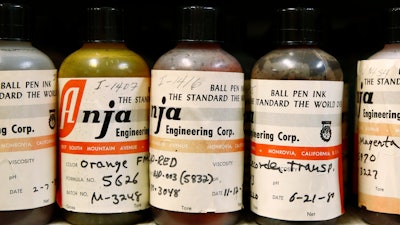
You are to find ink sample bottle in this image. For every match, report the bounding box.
[357,7,400,225]
[0,3,57,225]
[57,6,151,225]
[250,7,344,224]
[150,5,244,225]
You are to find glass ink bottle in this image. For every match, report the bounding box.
[357,7,400,225]
[149,5,245,225]
[57,6,151,225]
[250,7,344,225]
[0,3,57,225]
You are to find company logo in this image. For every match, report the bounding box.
[59,79,86,138]
[320,121,332,142]
[49,109,56,129]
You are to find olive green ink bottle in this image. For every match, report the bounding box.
[57,6,151,225]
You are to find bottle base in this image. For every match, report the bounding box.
[359,207,400,225]
[61,208,151,225]
[0,204,55,225]
[151,206,241,225]
[254,213,338,225]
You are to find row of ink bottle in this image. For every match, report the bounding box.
[1,2,400,225]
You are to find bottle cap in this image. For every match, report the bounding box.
[85,6,124,43]
[0,3,30,41]
[277,7,320,45]
[386,7,400,43]
[180,5,218,42]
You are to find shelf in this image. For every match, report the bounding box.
[47,206,367,225]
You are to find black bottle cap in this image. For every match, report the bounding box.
[277,7,320,45]
[180,5,218,42]
[85,6,124,43]
[0,3,30,41]
[386,7,400,43]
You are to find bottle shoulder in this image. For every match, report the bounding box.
[367,44,400,59]
[251,47,343,81]
[152,43,243,72]
[59,45,150,78]
[0,42,55,70]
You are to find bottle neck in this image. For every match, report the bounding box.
[81,42,127,49]
[175,41,221,49]
[276,44,320,49]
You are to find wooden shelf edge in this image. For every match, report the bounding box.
[47,206,367,225]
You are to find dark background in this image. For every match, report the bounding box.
[4,0,399,210]
[10,0,400,71]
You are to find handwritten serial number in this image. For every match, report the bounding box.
[95,80,139,93]
[156,75,202,90]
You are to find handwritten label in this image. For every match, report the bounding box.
[357,59,400,214]
[0,70,57,210]
[250,79,343,221]
[58,77,150,213]
[62,156,145,210]
[149,70,244,213]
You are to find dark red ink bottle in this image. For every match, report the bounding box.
[150,5,244,225]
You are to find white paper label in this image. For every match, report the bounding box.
[0,70,57,210]
[58,77,150,213]
[357,59,400,214]
[250,79,344,221]
[149,70,245,213]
